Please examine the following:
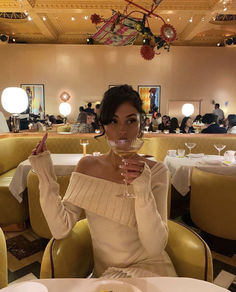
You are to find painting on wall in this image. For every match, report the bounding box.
[138,85,161,114]
[20,84,45,116]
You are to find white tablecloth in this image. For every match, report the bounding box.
[164,155,236,196]
[9,154,84,203]
[0,277,228,292]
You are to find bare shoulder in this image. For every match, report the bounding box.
[75,155,103,176]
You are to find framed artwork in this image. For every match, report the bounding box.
[20,84,45,115]
[138,85,161,114]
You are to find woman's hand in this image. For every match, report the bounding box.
[32,132,48,155]
[120,158,144,184]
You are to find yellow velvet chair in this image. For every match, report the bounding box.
[40,219,213,282]
[190,167,236,240]
[0,227,8,289]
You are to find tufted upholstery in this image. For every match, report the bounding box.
[190,167,236,240]
[40,219,213,282]
[0,227,7,289]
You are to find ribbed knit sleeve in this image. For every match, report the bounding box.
[132,162,168,257]
[29,151,82,239]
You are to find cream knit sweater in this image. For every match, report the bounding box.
[29,151,176,278]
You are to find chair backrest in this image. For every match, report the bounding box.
[0,112,9,133]
[0,227,8,289]
[166,220,213,282]
[190,167,236,240]
[40,219,213,282]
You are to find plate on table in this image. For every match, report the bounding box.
[58,132,72,134]
[88,279,142,292]
[1,282,48,292]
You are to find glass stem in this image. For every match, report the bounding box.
[83,145,86,156]
[124,181,129,196]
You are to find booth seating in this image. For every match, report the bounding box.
[0,133,235,227]
[190,168,236,241]
[40,219,213,282]
[0,227,7,289]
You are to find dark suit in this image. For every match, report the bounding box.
[201,124,227,134]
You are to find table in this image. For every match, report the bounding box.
[9,154,84,203]
[0,277,229,292]
[164,155,236,196]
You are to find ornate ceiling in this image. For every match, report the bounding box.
[0,0,235,46]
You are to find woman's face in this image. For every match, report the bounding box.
[186,118,193,127]
[104,102,140,141]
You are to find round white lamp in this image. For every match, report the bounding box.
[1,87,28,132]
[59,102,71,123]
[182,103,194,117]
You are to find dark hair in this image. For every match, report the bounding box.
[87,112,94,116]
[95,104,100,110]
[180,116,191,130]
[193,114,202,122]
[202,113,217,124]
[98,84,145,137]
[87,102,92,108]
[170,117,179,130]
[79,106,84,112]
[77,112,87,124]
[228,114,236,128]
[215,103,220,108]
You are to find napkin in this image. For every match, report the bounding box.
[199,159,222,165]
[188,153,204,158]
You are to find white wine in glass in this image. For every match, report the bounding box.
[109,138,144,198]
[214,144,226,156]
[80,139,89,156]
[185,142,196,154]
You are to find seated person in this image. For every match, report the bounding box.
[227,114,236,134]
[72,112,94,133]
[193,115,202,124]
[201,113,227,134]
[180,117,195,133]
[170,117,180,133]
[56,115,64,124]
[144,117,153,132]
[158,115,171,132]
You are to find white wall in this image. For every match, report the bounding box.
[0,44,235,122]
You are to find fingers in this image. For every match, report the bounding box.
[120,159,144,184]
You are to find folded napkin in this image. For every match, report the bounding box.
[188,153,204,158]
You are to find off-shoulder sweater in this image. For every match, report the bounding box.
[29,151,176,278]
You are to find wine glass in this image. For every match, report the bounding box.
[80,139,89,156]
[108,138,144,198]
[185,142,196,154]
[214,144,226,156]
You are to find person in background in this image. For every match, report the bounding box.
[56,115,64,124]
[213,103,224,124]
[29,84,176,278]
[180,117,195,133]
[144,117,153,132]
[45,114,52,127]
[193,115,202,124]
[201,113,227,134]
[87,112,96,132]
[93,104,101,131]
[85,102,95,114]
[170,117,180,133]
[49,115,57,124]
[72,111,94,133]
[158,115,171,132]
[156,113,162,125]
[227,115,236,134]
[151,112,158,131]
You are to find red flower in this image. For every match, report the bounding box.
[140,45,155,60]
[90,14,102,25]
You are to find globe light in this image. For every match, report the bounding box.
[1,87,28,114]
[1,87,29,133]
[59,102,71,123]
[182,103,194,116]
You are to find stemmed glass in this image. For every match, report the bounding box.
[214,144,226,156]
[108,138,144,198]
[185,142,196,154]
[80,139,89,156]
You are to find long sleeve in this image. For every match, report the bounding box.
[29,151,83,239]
[132,163,168,257]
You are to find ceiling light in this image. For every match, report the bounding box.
[27,15,32,21]
[42,16,46,21]
[71,17,75,21]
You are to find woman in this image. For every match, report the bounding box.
[170,117,180,133]
[29,85,176,278]
[180,117,195,133]
[227,114,236,134]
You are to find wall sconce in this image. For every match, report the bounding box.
[59,91,71,102]
[59,102,71,123]
[1,87,28,132]
[182,103,194,116]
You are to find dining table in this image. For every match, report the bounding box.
[164,154,236,196]
[0,277,229,292]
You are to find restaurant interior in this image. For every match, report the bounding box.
[0,0,236,292]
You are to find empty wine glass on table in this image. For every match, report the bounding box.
[185,142,196,154]
[214,144,226,156]
[80,139,89,156]
[108,138,144,198]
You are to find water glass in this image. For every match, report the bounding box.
[178,149,185,158]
